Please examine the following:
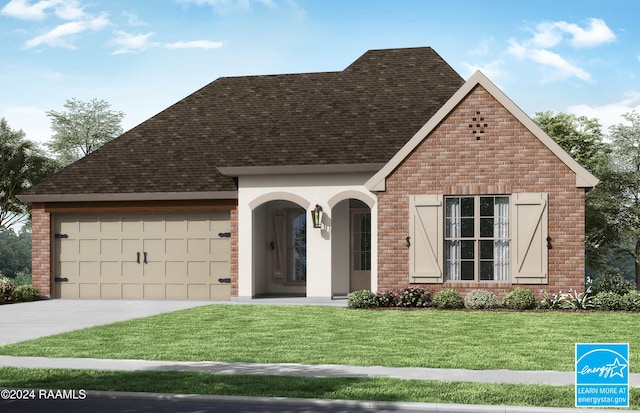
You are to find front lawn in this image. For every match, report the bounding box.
[1,305,638,372]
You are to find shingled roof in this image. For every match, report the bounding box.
[21,47,464,199]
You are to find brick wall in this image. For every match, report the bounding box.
[31,203,52,297]
[377,85,586,299]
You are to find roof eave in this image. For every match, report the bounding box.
[218,163,385,177]
[18,191,238,204]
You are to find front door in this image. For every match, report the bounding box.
[350,209,371,291]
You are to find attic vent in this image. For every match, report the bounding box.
[468,111,488,140]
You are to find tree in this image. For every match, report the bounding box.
[533,111,613,274]
[534,111,609,174]
[0,226,31,278]
[0,118,58,230]
[46,98,125,165]
[606,111,640,286]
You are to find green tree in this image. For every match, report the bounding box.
[46,98,125,165]
[606,111,640,286]
[533,111,613,274]
[534,111,609,174]
[0,226,31,278]
[0,118,58,230]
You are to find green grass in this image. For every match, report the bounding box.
[4,367,639,409]
[1,305,639,371]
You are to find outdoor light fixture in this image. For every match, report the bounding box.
[311,204,323,229]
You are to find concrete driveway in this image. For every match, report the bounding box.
[0,299,214,345]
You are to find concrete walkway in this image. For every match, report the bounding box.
[3,355,639,386]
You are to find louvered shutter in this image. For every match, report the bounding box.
[409,195,444,283]
[511,193,549,284]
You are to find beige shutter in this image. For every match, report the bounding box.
[511,193,548,284]
[409,194,443,283]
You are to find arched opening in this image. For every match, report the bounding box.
[331,198,372,296]
[252,199,308,298]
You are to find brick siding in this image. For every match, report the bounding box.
[377,85,586,299]
[31,203,52,297]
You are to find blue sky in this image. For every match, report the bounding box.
[1,0,638,147]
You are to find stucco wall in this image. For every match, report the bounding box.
[236,172,377,299]
[377,85,586,299]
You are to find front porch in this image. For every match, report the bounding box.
[235,173,377,300]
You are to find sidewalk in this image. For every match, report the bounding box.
[0,355,597,385]
[1,355,637,412]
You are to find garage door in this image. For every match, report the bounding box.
[54,212,231,300]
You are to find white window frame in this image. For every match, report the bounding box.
[444,195,510,282]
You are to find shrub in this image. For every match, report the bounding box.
[13,284,41,302]
[431,289,464,309]
[591,269,635,295]
[622,290,640,312]
[503,288,538,310]
[396,287,430,308]
[593,291,622,311]
[0,276,16,304]
[375,290,397,307]
[464,290,501,310]
[348,290,377,309]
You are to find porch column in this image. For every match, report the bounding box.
[306,203,332,298]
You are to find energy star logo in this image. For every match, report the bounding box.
[575,343,629,408]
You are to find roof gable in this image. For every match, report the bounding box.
[365,71,599,191]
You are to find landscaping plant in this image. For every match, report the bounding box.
[502,288,538,310]
[348,290,377,309]
[431,289,464,309]
[464,290,501,310]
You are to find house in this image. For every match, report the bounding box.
[19,47,598,301]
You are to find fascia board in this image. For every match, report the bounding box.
[17,191,238,203]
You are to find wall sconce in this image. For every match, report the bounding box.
[311,204,323,229]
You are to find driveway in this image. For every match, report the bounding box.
[0,300,214,345]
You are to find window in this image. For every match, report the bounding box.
[287,209,306,282]
[352,212,371,271]
[445,196,509,281]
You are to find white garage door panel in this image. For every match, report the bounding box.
[54,212,231,300]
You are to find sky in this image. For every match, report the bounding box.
[1,0,639,150]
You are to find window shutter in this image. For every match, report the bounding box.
[511,193,548,284]
[409,195,443,283]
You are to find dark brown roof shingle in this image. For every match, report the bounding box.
[22,47,464,197]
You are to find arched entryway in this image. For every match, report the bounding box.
[251,199,308,298]
[330,196,373,296]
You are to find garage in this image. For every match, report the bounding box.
[53,212,231,300]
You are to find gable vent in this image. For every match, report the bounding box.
[468,111,488,140]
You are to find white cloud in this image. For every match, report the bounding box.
[110,31,157,55]
[554,18,616,48]
[1,0,59,20]
[123,11,147,26]
[53,0,85,20]
[469,37,494,56]
[507,39,592,83]
[165,40,224,49]
[24,14,110,49]
[462,60,505,80]
[1,0,85,20]
[529,22,563,48]
[568,92,640,131]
